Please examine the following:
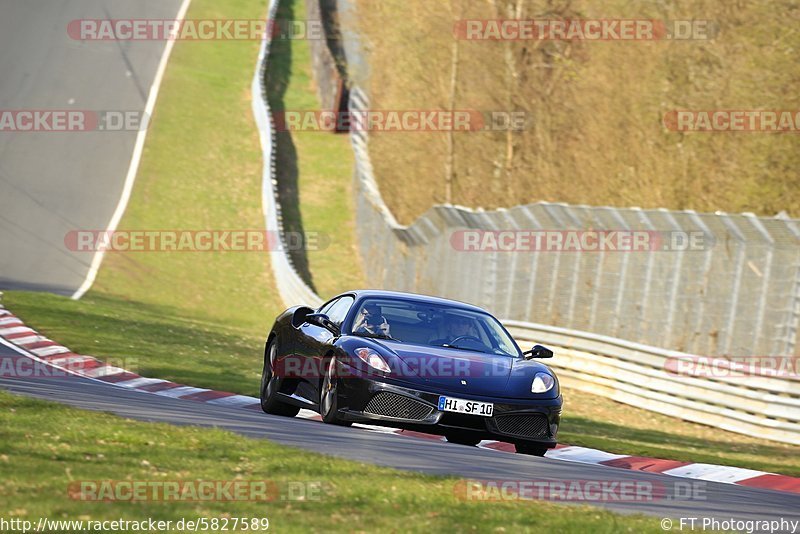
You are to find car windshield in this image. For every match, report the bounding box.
[347,298,521,358]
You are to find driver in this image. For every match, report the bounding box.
[430,314,473,346]
[354,303,391,336]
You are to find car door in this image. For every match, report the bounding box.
[296,295,354,396]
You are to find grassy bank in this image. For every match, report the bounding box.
[353,0,800,224]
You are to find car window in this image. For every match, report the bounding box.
[325,296,354,326]
[349,298,520,357]
[317,297,339,315]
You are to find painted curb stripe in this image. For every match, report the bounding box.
[5,331,46,341]
[737,474,800,493]
[398,429,445,442]
[97,372,141,383]
[0,327,35,336]
[180,390,237,402]
[46,354,93,367]
[661,463,768,484]
[156,386,209,399]
[137,381,182,393]
[16,339,57,350]
[82,365,127,379]
[115,377,168,389]
[30,345,71,357]
[600,456,691,473]
[7,335,49,345]
[544,446,628,465]
[479,441,516,453]
[206,395,261,408]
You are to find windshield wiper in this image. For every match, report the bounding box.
[352,332,401,342]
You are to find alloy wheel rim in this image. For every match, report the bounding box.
[263,343,277,399]
[321,358,335,416]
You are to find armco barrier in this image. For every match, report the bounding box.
[257,1,800,444]
[505,320,800,445]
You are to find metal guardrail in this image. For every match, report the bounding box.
[256,0,800,444]
[505,320,800,445]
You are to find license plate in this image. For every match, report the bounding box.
[437,395,494,417]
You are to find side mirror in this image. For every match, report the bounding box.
[305,313,340,335]
[523,344,553,359]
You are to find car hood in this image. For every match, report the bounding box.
[378,341,552,397]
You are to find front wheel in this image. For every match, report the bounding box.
[515,442,550,457]
[260,340,300,417]
[320,356,351,426]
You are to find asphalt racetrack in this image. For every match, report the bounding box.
[0,0,183,294]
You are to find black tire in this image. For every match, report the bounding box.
[320,356,351,426]
[515,442,550,457]
[444,432,482,447]
[260,339,300,417]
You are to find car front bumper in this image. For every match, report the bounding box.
[335,365,562,447]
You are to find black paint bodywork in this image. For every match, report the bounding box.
[263,290,562,449]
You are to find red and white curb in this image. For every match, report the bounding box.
[1,303,799,495]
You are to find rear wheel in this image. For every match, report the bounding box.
[445,432,482,447]
[320,356,351,426]
[514,442,550,457]
[260,339,300,417]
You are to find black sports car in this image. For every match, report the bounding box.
[260,290,562,456]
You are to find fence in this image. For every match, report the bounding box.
[348,87,800,359]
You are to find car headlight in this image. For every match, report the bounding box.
[355,348,391,373]
[531,372,555,393]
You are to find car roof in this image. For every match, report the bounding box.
[340,289,487,314]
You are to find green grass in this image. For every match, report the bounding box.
[3,291,262,396]
[0,391,664,533]
[90,0,280,331]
